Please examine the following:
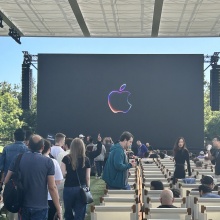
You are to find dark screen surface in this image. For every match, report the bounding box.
[37,54,204,150]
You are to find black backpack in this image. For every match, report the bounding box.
[3,153,24,213]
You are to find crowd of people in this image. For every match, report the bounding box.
[0,128,220,219]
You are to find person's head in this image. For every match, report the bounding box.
[55,133,66,146]
[212,136,220,148]
[64,138,73,150]
[173,137,188,155]
[199,151,204,156]
[136,140,141,146]
[14,128,25,141]
[29,135,44,152]
[200,175,215,189]
[86,136,91,142]
[159,152,165,159]
[79,134,85,139]
[160,189,174,205]
[170,188,181,198]
[150,181,164,190]
[146,143,150,147]
[69,138,86,170]
[199,184,212,197]
[42,139,51,155]
[119,131,134,150]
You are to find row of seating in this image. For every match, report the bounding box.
[90,157,220,220]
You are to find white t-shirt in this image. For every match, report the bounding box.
[48,157,63,200]
[51,145,64,160]
[57,149,70,166]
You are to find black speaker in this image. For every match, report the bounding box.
[22,64,32,110]
[210,65,220,111]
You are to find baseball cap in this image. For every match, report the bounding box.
[199,151,204,155]
[79,134,85,138]
[201,175,214,185]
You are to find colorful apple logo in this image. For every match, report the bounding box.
[108,84,132,113]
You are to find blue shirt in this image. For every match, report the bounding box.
[0,141,28,176]
[202,193,220,198]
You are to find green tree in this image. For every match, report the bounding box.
[0,92,23,140]
[204,83,220,140]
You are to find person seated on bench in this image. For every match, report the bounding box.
[198,184,220,198]
[191,175,215,191]
[157,189,177,208]
[150,181,164,190]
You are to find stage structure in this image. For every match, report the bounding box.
[204,52,220,111]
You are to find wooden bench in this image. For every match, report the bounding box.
[193,197,220,220]
[145,197,186,209]
[200,205,220,220]
[91,205,139,220]
[144,207,192,220]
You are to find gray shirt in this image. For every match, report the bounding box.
[9,151,55,209]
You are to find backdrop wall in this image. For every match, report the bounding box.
[37,54,204,150]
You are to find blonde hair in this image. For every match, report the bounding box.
[69,138,86,170]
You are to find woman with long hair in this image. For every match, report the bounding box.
[173,137,191,183]
[61,138,91,220]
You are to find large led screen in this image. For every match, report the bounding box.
[37,54,204,150]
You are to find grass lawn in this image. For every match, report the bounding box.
[85,176,106,220]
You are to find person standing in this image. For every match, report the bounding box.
[102,131,136,190]
[173,137,191,184]
[51,133,66,160]
[136,140,148,158]
[0,128,28,220]
[4,135,62,220]
[42,139,63,220]
[61,138,91,220]
[207,136,220,180]
[93,142,106,178]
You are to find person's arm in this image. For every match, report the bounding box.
[4,170,13,184]
[0,148,6,183]
[85,168,91,187]
[61,162,67,178]
[207,147,215,161]
[113,150,133,171]
[48,175,62,220]
[185,150,192,176]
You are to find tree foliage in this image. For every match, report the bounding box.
[204,83,220,140]
[0,81,37,141]
[0,91,23,140]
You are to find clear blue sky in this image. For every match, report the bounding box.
[0,37,219,85]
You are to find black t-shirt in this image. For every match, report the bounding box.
[157,205,177,208]
[62,156,90,187]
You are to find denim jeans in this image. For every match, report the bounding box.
[63,186,87,220]
[19,207,48,220]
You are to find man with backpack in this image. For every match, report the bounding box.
[0,128,28,220]
[4,134,62,220]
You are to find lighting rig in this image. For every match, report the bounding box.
[8,27,21,44]
[22,51,38,70]
[0,15,3,28]
[204,52,220,71]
